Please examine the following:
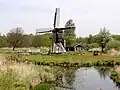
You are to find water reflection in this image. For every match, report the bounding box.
[54,66,77,87]
[54,66,120,90]
[73,67,119,90]
[94,67,111,79]
[64,67,77,86]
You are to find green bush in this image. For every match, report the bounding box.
[110,68,120,87]
[116,60,120,65]
[34,83,55,90]
[106,40,120,50]
[87,43,99,49]
[83,62,93,67]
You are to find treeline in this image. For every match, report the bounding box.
[0,32,52,48]
[0,27,120,50]
[0,19,76,50]
[0,19,120,50]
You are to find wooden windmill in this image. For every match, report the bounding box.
[36,8,75,54]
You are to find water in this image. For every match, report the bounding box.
[56,67,120,90]
[72,67,119,90]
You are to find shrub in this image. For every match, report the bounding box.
[0,56,56,90]
[116,60,120,65]
[34,83,55,90]
[87,43,99,49]
[0,69,29,90]
[106,40,120,50]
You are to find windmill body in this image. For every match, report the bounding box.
[36,8,75,54]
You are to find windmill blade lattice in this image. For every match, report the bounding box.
[35,8,75,54]
[54,8,60,28]
[36,28,53,34]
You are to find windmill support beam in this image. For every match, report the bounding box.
[52,43,66,53]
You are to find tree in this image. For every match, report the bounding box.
[32,35,43,47]
[0,35,7,47]
[64,36,76,47]
[64,19,76,47]
[64,19,76,37]
[76,37,87,44]
[32,33,51,47]
[88,34,94,44]
[87,43,99,49]
[106,40,120,50]
[21,34,34,47]
[96,27,111,52]
[6,27,24,50]
[43,33,51,47]
[112,35,120,41]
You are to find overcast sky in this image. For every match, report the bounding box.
[0,0,120,37]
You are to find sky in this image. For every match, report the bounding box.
[0,0,120,37]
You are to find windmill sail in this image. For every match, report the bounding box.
[53,8,60,28]
[36,28,53,34]
[35,8,76,54]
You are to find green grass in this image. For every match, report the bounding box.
[34,83,55,90]
[27,53,117,63]
[0,69,29,90]
[2,49,120,67]
[25,53,120,67]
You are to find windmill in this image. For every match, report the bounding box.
[36,8,75,54]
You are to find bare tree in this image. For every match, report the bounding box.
[7,27,24,50]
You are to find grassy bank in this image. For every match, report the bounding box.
[0,55,56,90]
[2,53,120,89]
[110,67,120,87]
[34,83,55,90]
[24,54,120,67]
[5,52,120,67]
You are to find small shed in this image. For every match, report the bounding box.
[65,47,75,51]
[74,44,87,52]
[65,44,88,52]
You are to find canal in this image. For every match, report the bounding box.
[55,67,120,90]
